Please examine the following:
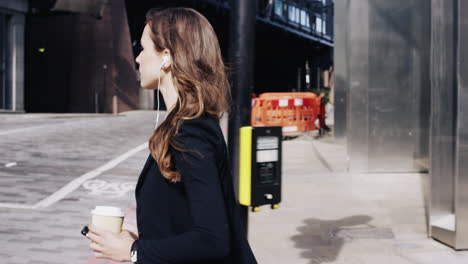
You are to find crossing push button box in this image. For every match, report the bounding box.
[239,126,282,212]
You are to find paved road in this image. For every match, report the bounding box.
[0,111,159,264]
[0,112,159,205]
[2,112,468,264]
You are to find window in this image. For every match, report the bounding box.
[300,9,309,28]
[274,0,283,17]
[288,4,304,25]
[288,5,295,23]
[315,16,324,34]
[295,6,300,23]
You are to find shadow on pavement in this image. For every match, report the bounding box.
[291,215,374,264]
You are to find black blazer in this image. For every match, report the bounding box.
[134,113,257,264]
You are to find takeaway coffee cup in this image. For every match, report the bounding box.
[91,206,125,234]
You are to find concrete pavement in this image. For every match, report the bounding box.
[1,111,468,263]
[248,131,468,263]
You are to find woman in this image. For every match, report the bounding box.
[86,7,258,264]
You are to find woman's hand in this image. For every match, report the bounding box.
[87,225,136,262]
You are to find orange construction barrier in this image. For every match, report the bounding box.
[251,92,321,135]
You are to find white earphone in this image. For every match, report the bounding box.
[161,55,170,69]
[155,55,170,129]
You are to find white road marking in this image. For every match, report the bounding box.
[33,142,148,209]
[0,125,52,136]
[0,202,35,209]
[0,142,147,209]
[5,162,17,168]
[82,179,136,198]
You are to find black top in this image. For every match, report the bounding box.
[134,114,257,264]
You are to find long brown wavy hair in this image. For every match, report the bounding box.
[146,7,230,183]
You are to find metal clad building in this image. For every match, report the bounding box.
[0,0,27,112]
[334,0,431,173]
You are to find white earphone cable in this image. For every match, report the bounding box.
[155,71,161,129]
[155,56,169,129]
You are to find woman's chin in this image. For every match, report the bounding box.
[140,82,156,90]
[140,79,160,90]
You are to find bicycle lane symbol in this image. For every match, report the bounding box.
[82,180,136,198]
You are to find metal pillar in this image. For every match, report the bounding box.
[333,0,348,138]
[338,0,430,173]
[228,0,256,236]
[430,0,468,250]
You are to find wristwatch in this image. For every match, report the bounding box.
[130,241,138,263]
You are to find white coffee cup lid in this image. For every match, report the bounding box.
[91,206,125,217]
